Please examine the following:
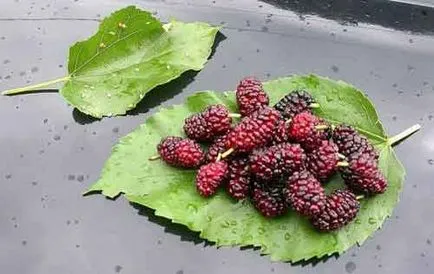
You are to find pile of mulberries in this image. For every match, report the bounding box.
[154,76,388,232]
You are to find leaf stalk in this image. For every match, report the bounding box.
[388,124,421,146]
[1,76,70,95]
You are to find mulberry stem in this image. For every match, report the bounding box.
[337,153,346,160]
[148,155,161,161]
[336,161,349,167]
[310,103,320,109]
[228,113,241,118]
[221,148,234,158]
[356,195,364,200]
[388,124,421,146]
[315,125,329,130]
[216,153,222,162]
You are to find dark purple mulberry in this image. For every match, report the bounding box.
[251,180,287,218]
[340,153,387,194]
[184,104,232,141]
[332,124,378,160]
[306,140,340,181]
[284,170,326,217]
[311,190,360,231]
[226,157,251,200]
[250,143,305,180]
[274,90,316,119]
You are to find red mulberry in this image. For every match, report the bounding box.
[236,77,269,116]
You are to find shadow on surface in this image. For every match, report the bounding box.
[131,201,342,265]
[131,202,213,246]
[261,0,434,34]
[72,31,226,124]
[2,89,59,96]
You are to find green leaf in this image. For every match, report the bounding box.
[88,74,412,262]
[2,6,219,118]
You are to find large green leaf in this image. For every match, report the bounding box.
[2,6,219,118]
[88,75,407,262]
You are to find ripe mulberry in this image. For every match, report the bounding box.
[250,143,305,181]
[289,112,330,151]
[196,161,228,197]
[332,124,378,160]
[184,104,232,141]
[340,153,387,194]
[236,77,269,116]
[251,180,287,218]
[272,120,291,144]
[157,137,204,168]
[284,170,326,217]
[157,136,183,166]
[226,106,281,154]
[306,140,340,181]
[226,157,251,200]
[274,90,317,119]
[311,189,360,231]
[174,139,205,168]
[206,134,228,163]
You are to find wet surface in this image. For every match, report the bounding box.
[1,0,434,273]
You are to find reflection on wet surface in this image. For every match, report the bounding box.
[261,0,434,33]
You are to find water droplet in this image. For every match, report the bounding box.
[368,217,376,224]
[206,215,213,222]
[231,228,237,234]
[53,135,61,141]
[355,219,362,224]
[187,203,198,213]
[77,175,84,182]
[284,233,291,240]
[230,220,237,226]
[331,65,339,73]
[258,227,265,235]
[166,65,171,69]
[221,220,231,228]
[345,261,356,273]
[135,68,140,72]
[67,175,75,181]
[107,93,112,98]
[114,265,123,273]
[325,96,334,102]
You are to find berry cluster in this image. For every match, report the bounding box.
[155,77,388,232]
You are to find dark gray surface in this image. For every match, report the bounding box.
[1,0,433,273]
